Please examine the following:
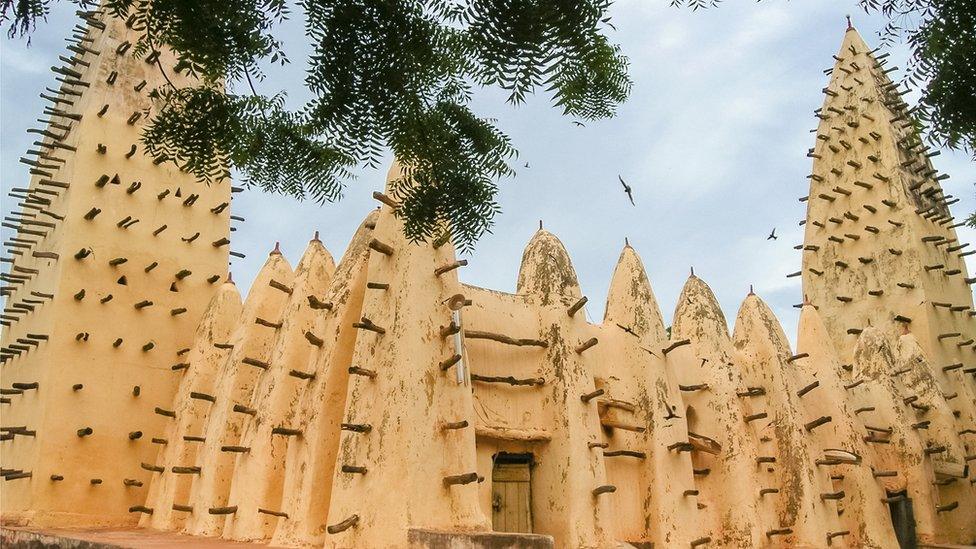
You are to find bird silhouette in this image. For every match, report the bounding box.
[615,323,637,337]
[767,228,777,240]
[524,161,530,169]
[618,175,635,206]
[572,120,586,127]
[663,404,681,420]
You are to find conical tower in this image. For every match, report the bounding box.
[0,9,231,527]
[799,25,975,422]
[800,24,975,543]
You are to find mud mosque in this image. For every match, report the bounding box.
[1,8,974,549]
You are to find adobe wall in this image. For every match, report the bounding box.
[1,8,230,527]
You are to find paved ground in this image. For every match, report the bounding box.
[1,526,272,548]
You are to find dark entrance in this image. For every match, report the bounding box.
[886,490,917,549]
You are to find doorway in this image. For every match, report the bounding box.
[491,453,533,533]
[886,490,917,549]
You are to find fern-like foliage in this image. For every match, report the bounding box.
[2,0,632,251]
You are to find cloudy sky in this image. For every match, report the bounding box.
[2,0,973,343]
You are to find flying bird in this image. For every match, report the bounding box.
[616,323,638,337]
[572,120,586,127]
[524,162,530,169]
[618,175,635,206]
[767,228,777,240]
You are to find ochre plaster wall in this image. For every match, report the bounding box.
[1,8,230,527]
[4,17,973,549]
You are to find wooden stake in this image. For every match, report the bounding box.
[464,330,546,347]
[580,388,605,403]
[234,404,252,416]
[805,416,832,432]
[797,381,820,397]
[255,317,282,329]
[327,515,359,534]
[242,357,269,370]
[368,238,394,256]
[575,337,598,354]
[567,296,588,317]
[353,317,385,334]
[603,450,646,459]
[308,295,332,310]
[471,374,544,386]
[662,339,691,355]
[172,466,201,475]
[372,191,398,208]
[434,260,467,276]
[349,366,377,378]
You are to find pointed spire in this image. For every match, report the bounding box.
[270,241,281,256]
[516,229,581,305]
[603,245,666,340]
[732,292,791,356]
[226,272,234,284]
[672,274,730,341]
[846,14,853,31]
[295,234,336,281]
[311,230,320,242]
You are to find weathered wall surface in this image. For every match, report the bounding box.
[4,17,973,549]
[794,304,901,548]
[1,8,230,527]
[799,25,975,543]
[671,276,766,547]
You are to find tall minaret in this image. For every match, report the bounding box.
[1,9,231,527]
[799,24,975,423]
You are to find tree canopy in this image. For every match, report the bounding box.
[4,0,973,238]
[2,0,631,251]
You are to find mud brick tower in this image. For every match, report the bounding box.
[0,9,231,527]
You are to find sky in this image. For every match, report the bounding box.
[2,0,974,344]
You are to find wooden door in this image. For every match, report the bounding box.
[887,491,917,549]
[492,462,532,533]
